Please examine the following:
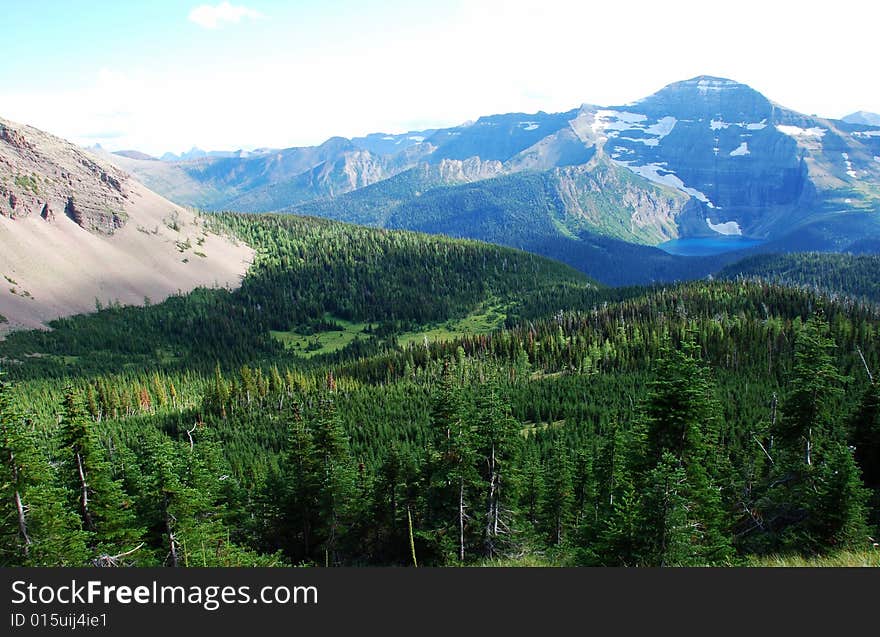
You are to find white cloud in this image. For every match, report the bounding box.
[188,2,263,29]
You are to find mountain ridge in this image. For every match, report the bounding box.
[101,75,880,253]
[0,115,254,333]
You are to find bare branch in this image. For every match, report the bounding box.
[857,347,874,385]
[93,542,145,567]
[753,435,774,465]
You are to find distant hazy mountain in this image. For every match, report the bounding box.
[842,111,880,127]
[114,150,157,161]
[350,129,438,155]
[159,147,279,162]
[102,137,392,211]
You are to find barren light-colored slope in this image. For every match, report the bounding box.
[0,116,254,334]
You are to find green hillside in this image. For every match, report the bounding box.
[291,163,722,286]
[719,252,880,303]
[2,234,879,567]
[0,213,593,379]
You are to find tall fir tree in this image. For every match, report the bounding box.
[763,314,869,553]
[271,401,320,563]
[540,434,574,547]
[632,340,733,565]
[473,374,522,559]
[58,387,146,565]
[311,373,356,565]
[0,374,87,566]
[427,361,480,562]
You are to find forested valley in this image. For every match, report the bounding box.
[2,214,879,567]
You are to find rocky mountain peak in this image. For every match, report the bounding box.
[632,75,773,122]
[842,111,880,127]
[0,115,130,234]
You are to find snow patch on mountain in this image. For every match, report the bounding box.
[776,125,826,138]
[615,160,716,208]
[592,110,647,133]
[593,111,676,146]
[842,152,857,178]
[712,119,766,132]
[729,142,750,157]
[706,217,742,235]
[519,122,540,131]
[696,78,739,94]
[646,116,677,137]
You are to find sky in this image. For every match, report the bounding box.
[1,0,878,156]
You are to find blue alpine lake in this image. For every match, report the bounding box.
[658,236,764,256]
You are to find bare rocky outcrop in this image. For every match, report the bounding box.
[0,116,129,234]
[434,157,504,183]
[0,123,33,152]
[0,115,255,334]
[40,202,54,222]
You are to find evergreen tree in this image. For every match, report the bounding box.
[311,373,356,565]
[776,315,845,466]
[640,452,700,566]
[518,445,544,529]
[540,434,574,546]
[762,314,869,553]
[473,375,522,558]
[369,444,406,562]
[272,402,320,563]
[806,443,870,550]
[0,374,87,566]
[426,361,480,562]
[634,340,733,565]
[58,387,146,565]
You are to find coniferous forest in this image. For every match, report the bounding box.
[1,213,879,567]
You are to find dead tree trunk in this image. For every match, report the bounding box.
[458,477,465,562]
[75,451,95,531]
[14,488,31,558]
[165,496,179,568]
[484,443,498,558]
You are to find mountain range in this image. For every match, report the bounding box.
[4,75,880,329]
[93,76,880,286]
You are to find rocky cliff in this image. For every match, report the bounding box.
[0,116,254,333]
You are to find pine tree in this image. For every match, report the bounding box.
[763,314,869,553]
[806,443,870,550]
[519,445,544,529]
[427,361,479,562]
[776,315,845,466]
[540,434,574,546]
[634,340,733,565]
[572,444,598,528]
[0,374,87,566]
[640,452,700,566]
[273,402,320,563]
[311,373,356,565]
[473,374,521,558]
[369,444,405,562]
[58,387,145,564]
[147,427,273,567]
